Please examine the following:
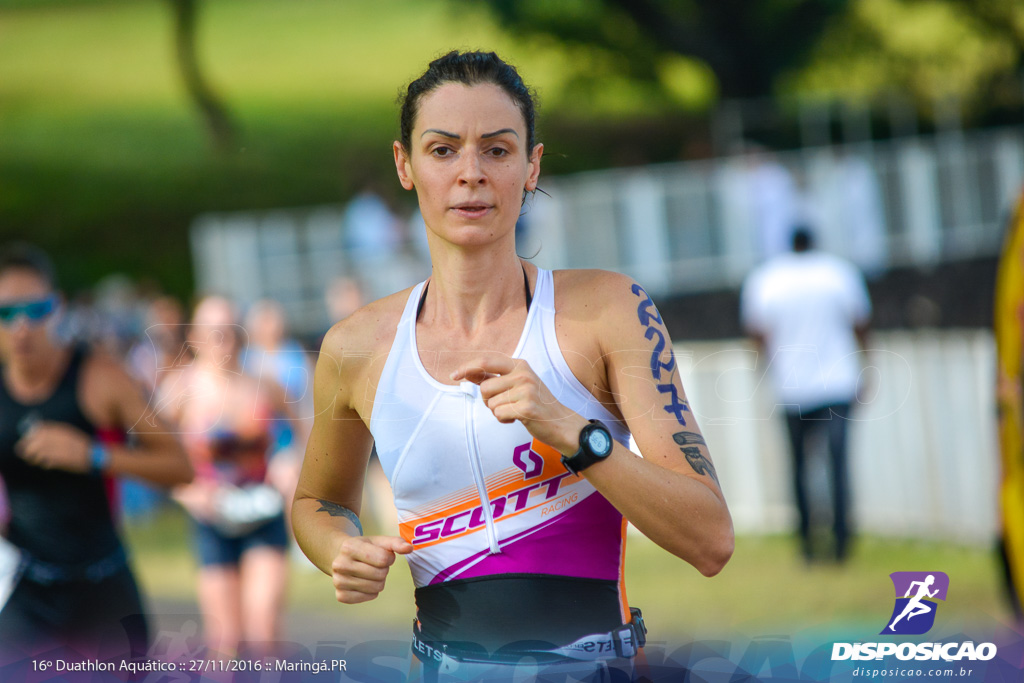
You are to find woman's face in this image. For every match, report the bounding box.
[189,296,239,365]
[394,82,542,250]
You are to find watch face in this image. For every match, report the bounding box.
[586,428,612,456]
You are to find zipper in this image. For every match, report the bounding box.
[460,381,501,554]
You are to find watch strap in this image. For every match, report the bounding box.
[89,442,111,474]
[561,419,612,475]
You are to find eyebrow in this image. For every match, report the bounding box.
[420,128,520,139]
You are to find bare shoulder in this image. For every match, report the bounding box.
[319,288,409,362]
[79,348,145,426]
[552,269,645,329]
[549,269,648,399]
[316,287,411,412]
[81,348,137,392]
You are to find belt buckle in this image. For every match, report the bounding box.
[612,626,636,659]
[630,607,647,647]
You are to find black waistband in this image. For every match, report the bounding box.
[412,607,647,667]
[414,574,624,651]
[19,544,128,585]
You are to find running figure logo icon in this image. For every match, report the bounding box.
[881,571,949,635]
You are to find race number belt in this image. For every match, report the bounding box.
[20,545,128,585]
[412,607,647,666]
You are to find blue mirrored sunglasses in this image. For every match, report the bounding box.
[0,296,58,326]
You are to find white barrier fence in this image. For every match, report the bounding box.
[191,126,1024,337]
[683,329,998,543]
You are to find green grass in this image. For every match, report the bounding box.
[123,505,1014,641]
[0,0,702,297]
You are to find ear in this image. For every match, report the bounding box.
[394,141,415,191]
[524,143,543,192]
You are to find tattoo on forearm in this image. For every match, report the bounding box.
[316,499,364,536]
[672,432,706,447]
[631,284,716,486]
[632,284,691,426]
[679,443,720,486]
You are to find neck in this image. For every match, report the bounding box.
[6,343,68,388]
[422,237,526,333]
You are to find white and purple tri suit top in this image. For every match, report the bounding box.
[370,267,635,653]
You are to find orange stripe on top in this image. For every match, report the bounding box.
[399,439,575,545]
[405,468,524,518]
[618,517,630,623]
[400,473,586,548]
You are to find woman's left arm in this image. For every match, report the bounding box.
[452,272,733,576]
[579,274,732,576]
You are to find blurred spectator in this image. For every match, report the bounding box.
[123,295,190,520]
[324,276,365,330]
[128,295,189,396]
[341,181,402,261]
[241,299,313,532]
[158,295,306,658]
[61,291,104,346]
[747,145,803,261]
[93,274,146,358]
[825,150,888,278]
[741,227,872,563]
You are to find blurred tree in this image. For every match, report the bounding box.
[167,0,236,151]
[469,0,851,100]
[787,0,1023,121]
[471,0,1024,124]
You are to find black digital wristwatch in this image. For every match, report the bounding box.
[561,419,614,475]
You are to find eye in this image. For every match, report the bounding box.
[486,147,510,158]
[430,145,455,158]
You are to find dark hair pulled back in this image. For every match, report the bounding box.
[0,242,58,289]
[399,50,537,155]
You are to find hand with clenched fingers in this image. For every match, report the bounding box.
[330,535,413,604]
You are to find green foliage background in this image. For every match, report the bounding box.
[1,0,1020,298]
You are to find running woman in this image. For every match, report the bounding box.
[159,295,309,658]
[292,51,734,680]
[0,243,193,659]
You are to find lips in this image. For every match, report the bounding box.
[451,202,493,218]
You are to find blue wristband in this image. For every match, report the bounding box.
[89,442,111,474]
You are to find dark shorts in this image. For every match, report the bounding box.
[191,513,289,568]
[0,566,149,659]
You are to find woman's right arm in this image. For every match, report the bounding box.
[291,324,412,603]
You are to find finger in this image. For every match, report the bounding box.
[451,366,496,385]
[332,565,390,602]
[334,564,389,587]
[335,587,382,604]
[14,432,38,456]
[477,373,518,402]
[368,535,414,555]
[491,402,527,425]
[15,438,43,462]
[347,537,399,568]
[450,355,516,383]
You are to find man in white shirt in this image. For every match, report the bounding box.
[741,227,871,562]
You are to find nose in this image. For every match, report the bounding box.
[457,151,486,186]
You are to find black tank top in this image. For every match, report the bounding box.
[0,346,122,564]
